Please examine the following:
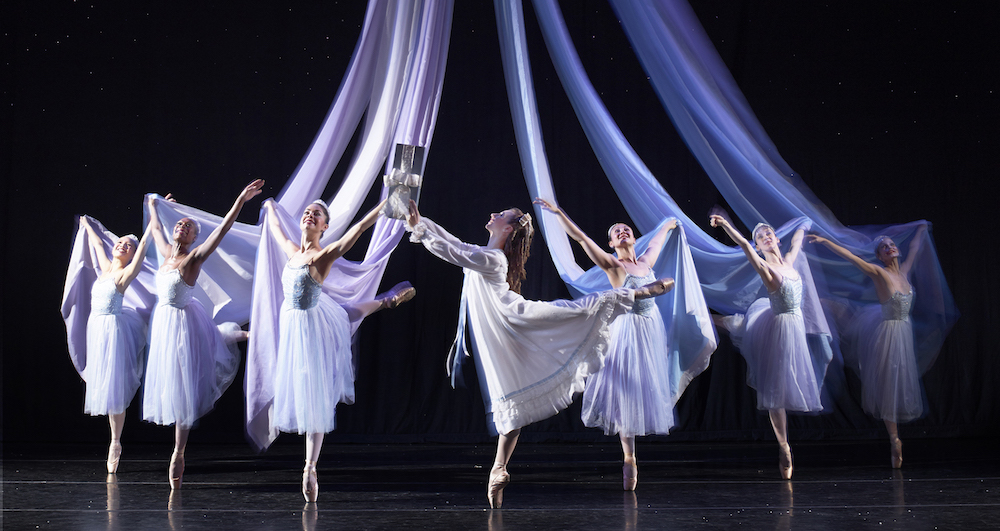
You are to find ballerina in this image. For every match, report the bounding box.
[405,200,671,508]
[143,180,263,489]
[75,216,153,473]
[710,211,820,480]
[534,198,676,491]
[808,226,926,468]
[258,198,414,502]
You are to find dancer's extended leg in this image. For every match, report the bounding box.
[620,434,637,491]
[303,432,324,502]
[488,428,520,508]
[885,420,902,469]
[170,426,189,489]
[106,413,125,473]
[769,409,793,480]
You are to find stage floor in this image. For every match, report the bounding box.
[3,438,998,530]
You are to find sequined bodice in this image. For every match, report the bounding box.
[882,290,914,321]
[282,264,322,310]
[91,277,123,315]
[157,269,194,308]
[624,270,656,316]
[768,275,802,315]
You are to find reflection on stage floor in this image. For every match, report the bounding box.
[3,438,998,530]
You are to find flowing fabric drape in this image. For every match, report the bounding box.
[495,0,718,404]
[607,0,956,370]
[245,0,454,450]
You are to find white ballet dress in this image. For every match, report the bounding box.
[142,269,239,428]
[410,218,635,435]
[82,277,147,416]
[581,270,675,437]
[851,290,923,422]
[271,263,354,435]
[737,274,823,412]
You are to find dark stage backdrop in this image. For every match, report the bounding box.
[4,1,998,447]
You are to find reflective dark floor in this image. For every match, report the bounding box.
[3,438,998,530]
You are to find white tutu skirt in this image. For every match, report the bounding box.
[848,306,923,422]
[142,299,240,428]
[581,308,675,437]
[740,299,822,412]
[272,295,354,435]
[82,308,146,416]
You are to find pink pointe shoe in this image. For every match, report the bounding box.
[890,437,903,469]
[377,282,416,310]
[778,443,793,480]
[487,468,510,509]
[107,441,122,474]
[623,456,638,491]
[302,462,319,503]
[169,450,185,489]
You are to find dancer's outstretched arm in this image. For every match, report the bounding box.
[533,198,619,271]
[637,218,678,269]
[263,199,299,260]
[310,198,387,280]
[189,179,264,265]
[79,216,112,274]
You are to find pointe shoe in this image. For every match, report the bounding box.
[377,281,416,310]
[107,441,122,474]
[623,456,638,491]
[302,463,318,503]
[634,278,674,299]
[169,450,185,490]
[487,468,510,509]
[890,437,903,469]
[778,443,793,480]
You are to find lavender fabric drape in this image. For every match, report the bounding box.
[245,0,454,450]
[608,0,956,370]
[495,0,718,404]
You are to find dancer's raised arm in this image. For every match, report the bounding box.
[146,194,175,259]
[898,224,926,276]
[264,199,298,260]
[309,198,387,279]
[807,234,882,278]
[533,198,619,271]
[190,179,264,264]
[80,216,113,273]
[709,210,770,281]
[637,218,678,269]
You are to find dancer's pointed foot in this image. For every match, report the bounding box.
[169,450,185,489]
[890,436,903,469]
[633,278,674,299]
[302,462,318,503]
[377,281,416,310]
[778,443,793,480]
[487,466,511,509]
[107,441,122,474]
[622,455,638,491]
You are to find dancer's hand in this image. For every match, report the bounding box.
[407,199,420,227]
[806,234,829,245]
[532,197,560,215]
[238,179,265,203]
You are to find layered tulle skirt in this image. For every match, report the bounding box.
[271,295,354,435]
[739,299,822,412]
[83,309,147,416]
[847,306,923,422]
[581,308,675,437]
[142,299,240,428]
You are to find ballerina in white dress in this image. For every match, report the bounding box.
[143,180,263,489]
[256,198,414,502]
[75,216,153,473]
[809,226,926,468]
[405,200,672,508]
[534,198,676,491]
[710,211,820,480]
